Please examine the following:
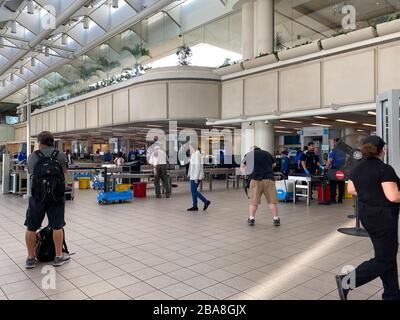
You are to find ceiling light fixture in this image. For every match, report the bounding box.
[112,0,119,8]
[10,21,17,34]
[275,130,294,134]
[363,123,376,127]
[83,16,90,29]
[280,119,302,124]
[314,116,328,119]
[368,111,376,116]
[335,119,357,124]
[31,57,36,67]
[311,123,331,127]
[44,46,49,57]
[20,66,24,74]
[27,0,35,14]
[61,33,68,45]
[10,73,14,81]
[0,37,4,48]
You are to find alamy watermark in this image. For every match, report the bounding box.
[341,265,356,290]
[41,265,56,290]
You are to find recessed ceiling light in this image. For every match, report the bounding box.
[311,123,331,127]
[314,116,328,119]
[275,130,294,134]
[280,120,302,124]
[363,123,376,127]
[336,119,357,124]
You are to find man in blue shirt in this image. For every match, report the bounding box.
[280,151,290,176]
[103,150,112,162]
[127,149,136,162]
[326,138,346,203]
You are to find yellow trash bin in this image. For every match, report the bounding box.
[78,177,90,190]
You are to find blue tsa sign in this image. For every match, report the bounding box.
[323,128,329,135]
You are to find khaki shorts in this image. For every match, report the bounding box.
[249,179,278,206]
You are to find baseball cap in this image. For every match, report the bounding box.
[363,135,386,149]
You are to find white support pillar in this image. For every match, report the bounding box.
[241,1,255,60]
[254,120,274,153]
[256,0,274,55]
[343,128,356,137]
[241,121,254,158]
[24,84,32,199]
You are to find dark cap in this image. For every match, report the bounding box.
[363,135,385,150]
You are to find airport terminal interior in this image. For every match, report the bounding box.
[1,0,400,301]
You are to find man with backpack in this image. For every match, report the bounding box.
[24,131,70,269]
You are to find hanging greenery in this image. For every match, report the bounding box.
[274,33,286,52]
[176,44,192,66]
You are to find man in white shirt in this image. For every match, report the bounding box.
[187,144,211,211]
[149,145,170,198]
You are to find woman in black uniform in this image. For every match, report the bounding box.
[335,136,400,300]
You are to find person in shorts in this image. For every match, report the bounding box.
[24,131,70,269]
[240,146,280,227]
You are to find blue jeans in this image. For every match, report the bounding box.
[190,180,208,208]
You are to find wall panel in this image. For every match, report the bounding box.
[130,84,167,121]
[324,49,375,105]
[113,90,129,125]
[244,72,278,116]
[98,95,113,127]
[221,80,243,119]
[86,99,99,128]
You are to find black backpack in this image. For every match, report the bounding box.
[31,150,65,203]
[35,227,69,262]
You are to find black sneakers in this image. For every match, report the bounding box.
[273,218,281,226]
[187,207,199,211]
[203,201,211,211]
[247,218,255,226]
[335,275,349,300]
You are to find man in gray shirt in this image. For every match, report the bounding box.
[25,131,70,269]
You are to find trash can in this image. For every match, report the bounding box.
[78,177,90,189]
[317,184,331,202]
[133,182,147,198]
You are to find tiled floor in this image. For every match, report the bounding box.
[0,180,397,300]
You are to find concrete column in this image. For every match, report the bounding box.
[24,84,32,199]
[256,0,274,55]
[241,121,254,158]
[254,120,274,153]
[241,1,255,60]
[343,128,356,137]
